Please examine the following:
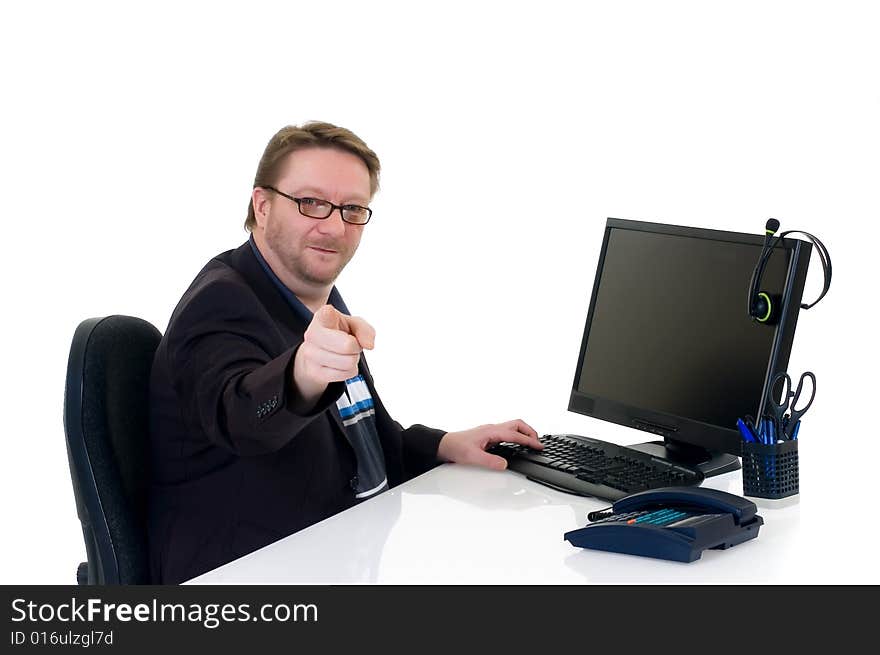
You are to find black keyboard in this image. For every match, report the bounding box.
[490,433,704,501]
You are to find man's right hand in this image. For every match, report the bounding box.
[291,305,376,411]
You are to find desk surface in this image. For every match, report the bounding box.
[188,456,873,584]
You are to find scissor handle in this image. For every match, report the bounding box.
[769,371,793,410]
[789,371,816,417]
[779,371,816,440]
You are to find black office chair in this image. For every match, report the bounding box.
[63,315,162,584]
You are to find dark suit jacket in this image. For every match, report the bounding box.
[148,241,445,584]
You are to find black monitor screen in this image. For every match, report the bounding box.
[575,224,792,434]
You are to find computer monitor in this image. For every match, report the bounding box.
[569,218,812,476]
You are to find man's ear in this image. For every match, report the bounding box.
[251,187,271,229]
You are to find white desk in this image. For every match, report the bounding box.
[188,454,873,584]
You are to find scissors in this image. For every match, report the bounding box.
[765,370,816,441]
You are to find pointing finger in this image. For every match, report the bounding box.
[346,315,375,350]
[309,307,375,353]
[312,306,375,350]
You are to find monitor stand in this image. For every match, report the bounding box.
[627,439,741,477]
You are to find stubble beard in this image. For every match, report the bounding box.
[265,223,355,287]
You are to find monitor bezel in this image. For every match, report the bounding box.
[568,217,811,459]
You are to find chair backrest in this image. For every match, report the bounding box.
[63,315,162,584]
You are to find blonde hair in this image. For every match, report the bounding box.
[245,121,380,231]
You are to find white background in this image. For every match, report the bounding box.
[1,1,877,584]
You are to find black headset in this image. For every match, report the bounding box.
[747,218,832,323]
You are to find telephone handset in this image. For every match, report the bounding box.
[564,487,764,562]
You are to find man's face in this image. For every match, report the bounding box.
[257,147,371,288]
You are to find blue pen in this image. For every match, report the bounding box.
[792,420,800,441]
[746,419,759,443]
[737,418,757,443]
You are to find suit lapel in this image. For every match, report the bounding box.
[225,242,307,334]
[223,241,349,435]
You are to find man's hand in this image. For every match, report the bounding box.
[292,305,375,411]
[437,419,542,470]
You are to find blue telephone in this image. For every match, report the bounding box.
[564,487,763,562]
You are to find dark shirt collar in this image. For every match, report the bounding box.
[248,234,350,321]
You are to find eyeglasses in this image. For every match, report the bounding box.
[261,186,372,225]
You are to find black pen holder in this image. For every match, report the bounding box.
[741,439,799,499]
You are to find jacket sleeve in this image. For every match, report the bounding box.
[165,276,344,456]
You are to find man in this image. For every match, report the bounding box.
[148,122,542,584]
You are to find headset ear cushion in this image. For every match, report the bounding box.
[752,291,771,323]
[753,292,775,323]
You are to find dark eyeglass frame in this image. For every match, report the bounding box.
[260,185,373,225]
